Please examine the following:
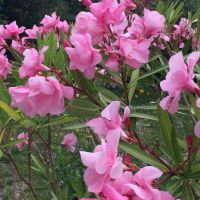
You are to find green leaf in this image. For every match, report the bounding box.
[188,93,200,120]
[158,105,183,163]
[0,100,22,121]
[181,182,195,200]
[31,154,46,174]
[0,79,11,103]
[137,64,168,81]
[0,138,26,148]
[166,179,182,194]
[133,104,157,110]
[64,122,87,130]
[54,46,67,69]
[0,149,3,159]
[37,32,43,50]
[191,183,200,197]
[157,105,173,156]
[9,47,23,62]
[43,31,57,67]
[67,177,85,197]
[130,112,158,121]
[36,116,78,129]
[0,100,35,128]
[197,12,200,40]
[128,69,139,103]
[98,88,121,106]
[66,99,99,118]
[119,141,167,170]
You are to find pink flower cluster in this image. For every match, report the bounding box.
[0,49,12,78]
[16,132,29,151]
[61,133,77,152]
[160,51,200,114]
[80,102,174,199]
[87,101,130,138]
[65,0,165,78]
[9,76,74,117]
[172,18,200,50]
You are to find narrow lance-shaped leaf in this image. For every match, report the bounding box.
[119,141,167,171]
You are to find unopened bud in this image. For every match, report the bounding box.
[82,0,92,8]
[186,134,193,148]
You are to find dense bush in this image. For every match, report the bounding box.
[0,0,199,200]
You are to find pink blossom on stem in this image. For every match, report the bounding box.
[120,0,137,10]
[160,51,200,113]
[123,166,174,200]
[73,12,105,44]
[5,21,25,39]
[65,33,102,79]
[61,133,77,152]
[89,0,126,26]
[0,25,8,40]
[128,9,165,39]
[105,54,119,71]
[11,40,25,53]
[16,132,29,151]
[82,0,93,8]
[41,12,60,33]
[0,49,12,78]
[80,131,123,193]
[87,101,130,138]
[89,0,128,35]
[116,36,151,68]
[19,46,49,78]
[9,76,74,117]
[25,25,43,39]
[56,20,69,34]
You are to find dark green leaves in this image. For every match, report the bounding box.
[119,141,167,170]
[157,105,183,164]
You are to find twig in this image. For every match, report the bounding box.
[126,137,173,171]
[1,148,39,200]
[47,114,60,199]
[121,66,130,105]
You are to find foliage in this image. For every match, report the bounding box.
[0,0,199,199]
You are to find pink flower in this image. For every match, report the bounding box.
[89,0,128,35]
[80,132,123,193]
[9,76,74,117]
[16,132,29,151]
[173,18,190,41]
[194,120,200,138]
[11,40,25,53]
[65,33,102,79]
[105,54,119,71]
[41,12,60,33]
[0,25,8,39]
[116,36,151,68]
[82,0,93,8]
[120,0,137,10]
[87,101,130,138]
[160,51,200,113]
[56,20,69,34]
[73,12,105,44]
[61,133,77,152]
[123,166,174,200]
[101,184,128,200]
[5,21,25,39]
[0,50,12,78]
[89,0,125,26]
[25,25,43,39]
[128,9,165,39]
[19,46,48,78]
